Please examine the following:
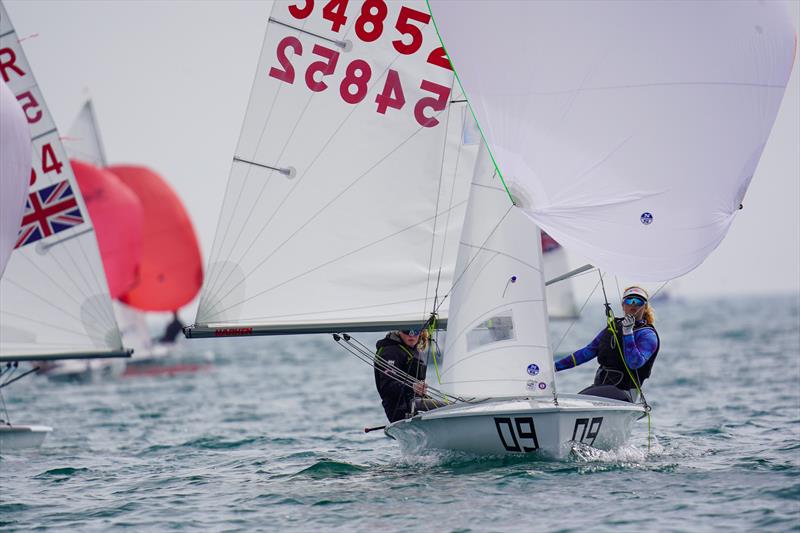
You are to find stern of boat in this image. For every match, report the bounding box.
[385,394,645,459]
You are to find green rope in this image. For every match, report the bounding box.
[424,0,516,206]
[605,310,652,451]
[425,316,450,402]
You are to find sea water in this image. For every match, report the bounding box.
[1,293,798,531]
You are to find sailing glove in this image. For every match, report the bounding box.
[621,314,636,336]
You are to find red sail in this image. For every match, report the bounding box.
[72,159,144,298]
[108,165,202,311]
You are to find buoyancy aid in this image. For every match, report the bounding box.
[594,318,660,390]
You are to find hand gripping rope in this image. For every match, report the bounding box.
[599,272,653,451]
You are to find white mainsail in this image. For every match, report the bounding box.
[0,2,126,361]
[192,0,466,335]
[429,0,797,281]
[439,143,553,399]
[0,77,30,278]
[64,99,108,168]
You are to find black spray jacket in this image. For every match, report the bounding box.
[374,332,427,423]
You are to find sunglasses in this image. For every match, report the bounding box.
[622,296,646,306]
[401,329,421,336]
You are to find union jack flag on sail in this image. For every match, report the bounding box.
[15,179,85,249]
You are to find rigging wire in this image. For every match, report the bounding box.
[0,363,15,424]
[553,272,602,353]
[336,333,470,405]
[433,202,514,315]
[431,104,468,314]
[423,88,455,319]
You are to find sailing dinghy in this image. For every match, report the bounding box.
[0,2,131,451]
[187,0,795,458]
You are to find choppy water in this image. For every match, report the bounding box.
[1,294,798,531]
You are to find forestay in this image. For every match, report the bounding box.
[439,143,554,399]
[192,0,465,336]
[428,0,797,281]
[0,2,126,361]
[0,78,30,278]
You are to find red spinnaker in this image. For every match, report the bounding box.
[108,165,203,311]
[71,159,144,298]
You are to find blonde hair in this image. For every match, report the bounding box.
[642,305,656,326]
[417,329,430,351]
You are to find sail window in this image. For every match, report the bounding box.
[466,311,515,351]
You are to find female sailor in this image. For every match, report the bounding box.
[374,329,429,423]
[554,286,660,402]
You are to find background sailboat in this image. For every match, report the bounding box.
[0,2,130,450]
[53,100,208,379]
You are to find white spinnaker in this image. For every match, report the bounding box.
[196,1,462,332]
[0,3,123,360]
[439,143,553,399]
[542,236,578,319]
[429,0,797,281]
[0,78,30,278]
[64,99,108,167]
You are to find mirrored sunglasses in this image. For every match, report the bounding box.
[401,329,421,336]
[622,296,646,306]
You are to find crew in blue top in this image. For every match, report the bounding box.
[554,286,660,402]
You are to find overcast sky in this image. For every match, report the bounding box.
[4,1,799,303]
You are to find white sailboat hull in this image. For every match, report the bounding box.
[385,394,645,459]
[0,424,52,451]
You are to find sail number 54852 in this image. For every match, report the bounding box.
[269,37,449,127]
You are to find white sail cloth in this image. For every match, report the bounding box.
[428,0,797,281]
[65,100,108,167]
[0,3,124,360]
[542,243,578,319]
[195,1,466,332]
[440,143,553,399]
[0,78,30,278]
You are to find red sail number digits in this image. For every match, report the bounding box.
[271,0,451,127]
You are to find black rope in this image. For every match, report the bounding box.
[334,333,463,405]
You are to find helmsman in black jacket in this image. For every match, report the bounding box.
[374,329,428,423]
